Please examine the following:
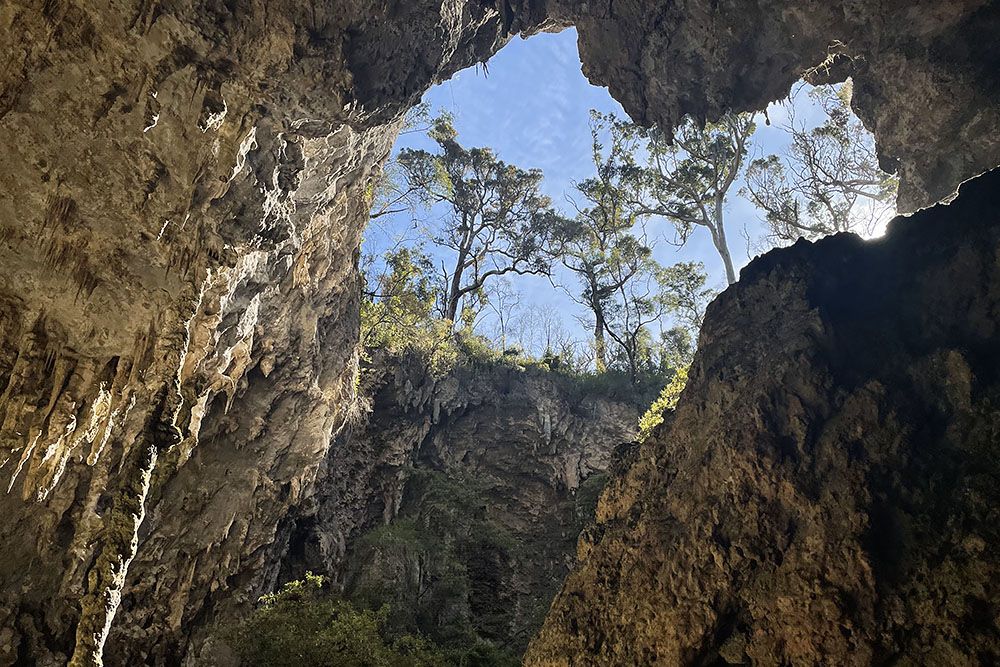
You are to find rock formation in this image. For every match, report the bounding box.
[278,353,640,656]
[1,1,999,664]
[526,169,1000,666]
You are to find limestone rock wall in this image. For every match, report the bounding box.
[1,0,999,664]
[0,2,509,664]
[525,169,1000,666]
[280,353,640,654]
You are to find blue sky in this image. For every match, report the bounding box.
[364,28,873,353]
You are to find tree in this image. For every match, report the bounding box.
[601,260,711,383]
[557,112,653,371]
[656,261,714,331]
[360,246,437,350]
[482,278,520,350]
[368,104,432,222]
[560,115,717,376]
[743,82,897,243]
[650,262,714,371]
[658,326,695,370]
[510,304,578,361]
[397,114,563,325]
[604,111,756,285]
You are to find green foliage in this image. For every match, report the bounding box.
[638,365,689,442]
[348,470,520,665]
[397,113,566,324]
[226,574,448,667]
[591,109,755,285]
[362,246,436,347]
[361,246,458,377]
[743,83,898,242]
[556,113,719,381]
[659,326,695,370]
[656,262,714,329]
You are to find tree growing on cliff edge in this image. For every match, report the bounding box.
[396,114,564,325]
[556,112,652,371]
[743,83,898,242]
[360,246,437,350]
[601,260,712,383]
[368,103,433,222]
[559,114,716,379]
[360,246,464,380]
[592,111,756,285]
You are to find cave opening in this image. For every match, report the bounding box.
[3,3,998,665]
[359,27,898,382]
[304,26,908,667]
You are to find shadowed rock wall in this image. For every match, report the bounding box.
[526,169,1000,666]
[280,354,640,656]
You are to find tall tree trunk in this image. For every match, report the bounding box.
[445,246,469,324]
[445,289,461,323]
[626,341,638,384]
[593,306,607,372]
[713,198,737,285]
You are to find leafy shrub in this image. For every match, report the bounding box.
[226,573,447,667]
[361,248,461,379]
[638,365,689,441]
[226,571,520,667]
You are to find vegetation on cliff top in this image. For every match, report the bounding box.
[364,111,713,386]
[362,83,893,399]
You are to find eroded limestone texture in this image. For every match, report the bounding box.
[0,2,508,664]
[526,169,1000,666]
[1,1,999,663]
[277,353,640,656]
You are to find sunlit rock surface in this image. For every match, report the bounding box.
[0,0,998,663]
[277,353,640,656]
[0,2,508,664]
[526,169,1000,666]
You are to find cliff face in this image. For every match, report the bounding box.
[1,1,999,664]
[0,3,508,664]
[279,354,640,655]
[525,169,1000,666]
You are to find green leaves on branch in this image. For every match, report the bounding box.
[743,83,898,242]
[582,110,754,285]
[396,113,564,324]
[225,574,450,667]
[361,246,458,376]
[558,111,718,380]
[638,365,689,442]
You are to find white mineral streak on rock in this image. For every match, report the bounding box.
[88,444,157,667]
[201,96,228,132]
[229,127,258,182]
[7,433,41,494]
